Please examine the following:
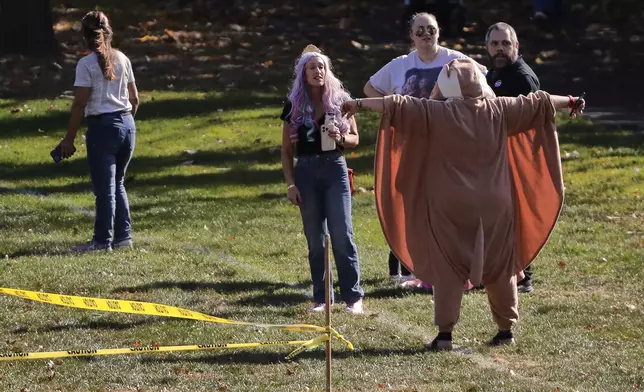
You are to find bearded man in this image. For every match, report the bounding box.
[485,22,540,293]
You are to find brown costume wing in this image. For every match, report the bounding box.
[505,92,565,272]
[374,95,436,276]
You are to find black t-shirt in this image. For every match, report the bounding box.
[486,57,540,97]
[280,101,342,156]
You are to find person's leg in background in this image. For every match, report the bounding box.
[113,113,136,249]
[388,251,414,282]
[295,156,331,311]
[74,115,119,252]
[324,153,364,313]
[517,264,534,293]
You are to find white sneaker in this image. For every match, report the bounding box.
[113,239,133,249]
[400,279,432,290]
[307,303,327,313]
[389,274,402,282]
[346,299,364,314]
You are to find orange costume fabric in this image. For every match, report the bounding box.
[373,59,564,329]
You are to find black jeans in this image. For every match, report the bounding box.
[388,250,412,276]
[518,264,533,286]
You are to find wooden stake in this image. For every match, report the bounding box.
[324,233,332,392]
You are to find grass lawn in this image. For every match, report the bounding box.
[0,91,643,391]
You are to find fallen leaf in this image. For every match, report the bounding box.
[229,24,244,32]
[138,35,162,42]
[539,50,558,58]
[173,367,189,375]
[558,261,566,269]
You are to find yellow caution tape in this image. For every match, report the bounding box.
[285,334,329,360]
[0,287,324,332]
[0,287,354,359]
[0,339,318,361]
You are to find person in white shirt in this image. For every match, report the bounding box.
[364,12,484,288]
[59,11,140,252]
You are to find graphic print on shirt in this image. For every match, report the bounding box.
[401,67,443,98]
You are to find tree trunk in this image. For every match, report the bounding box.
[0,0,58,56]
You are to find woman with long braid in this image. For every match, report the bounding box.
[59,11,139,252]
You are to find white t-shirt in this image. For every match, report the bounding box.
[369,47,485,98]
[74,50,135,117]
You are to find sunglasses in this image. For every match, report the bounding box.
[414,26,438,37]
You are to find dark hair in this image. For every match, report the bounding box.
[485,22,518,43]
[81,11,116,81]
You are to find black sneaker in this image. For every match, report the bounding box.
[424,332,453,351]
[518,282,534,293]
[489,330,515,346]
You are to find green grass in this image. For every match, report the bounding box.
[1,92,643,392]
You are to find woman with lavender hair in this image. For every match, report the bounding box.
[280,45,364,314]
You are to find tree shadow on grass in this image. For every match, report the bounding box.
[139,346,427,365]
[4,248,76,260]
[0,92,284,141]
[4,144,288,195]
[558,124,644,150]
[12,318,161,335]
[234,292,310,307]
[112,280,310,295]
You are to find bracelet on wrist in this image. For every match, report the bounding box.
[567,95,575,108]
[356,98,363,109]
[287,184,296,190]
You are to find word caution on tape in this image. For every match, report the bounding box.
[0,287,353,361]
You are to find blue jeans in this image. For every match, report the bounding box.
[85,111,136,246]
[294,151,363,304]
